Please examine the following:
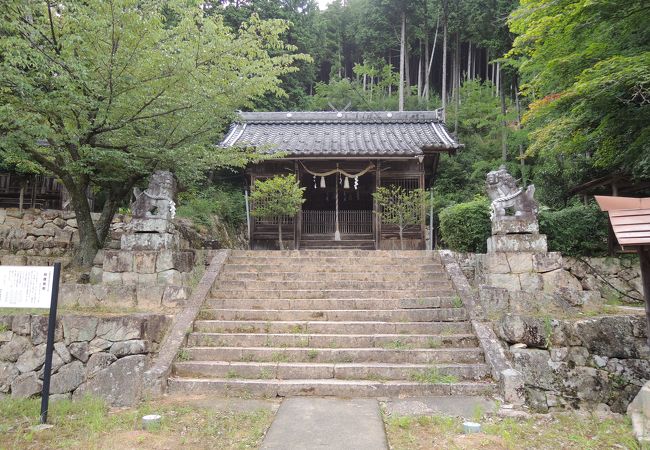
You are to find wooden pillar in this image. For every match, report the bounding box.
[607,181,619,256]
[294,160,301,250]
[374,160,381,250]
[639,246,650,347]
[419,159,426,249]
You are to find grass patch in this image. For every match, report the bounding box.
[0,395,273,450]
[409,367,457,384]
[270,352,289,363]
[364,373,389,382]
[176,349,191,362]
[384,412,643,450]
[425,338,441,349]
[288,325,305,334]
[451,296,463,308]
[306,350,319,361]
[382,340,413,350]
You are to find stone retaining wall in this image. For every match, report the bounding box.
[496,314,649,413]
[0,313,170,406]
[564,256,643,302]
[0,208,129,260]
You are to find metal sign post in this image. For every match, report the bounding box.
[0,262,61,424]
[40,262,61,424]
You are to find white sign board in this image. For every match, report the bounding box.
[0,266,55,309]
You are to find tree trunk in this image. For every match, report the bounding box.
[399,11,406,112]
[424,2,430,104]
[496,62,501,97]
[69,184,102,268]
[424,14,440,102]
[18,181,25,212]
[399,224,404,251]
[500,75,508,162]
[639,246,650,347]
[417,53,422,99]
[278,220,284,250]
[405,37,410,97]
[467,41,472,80]
[441,0,448,120]
[454,31,460,134]
[515,77,526,183]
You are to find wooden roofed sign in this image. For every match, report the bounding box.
[596,196,650,347]
[595,196,650,250]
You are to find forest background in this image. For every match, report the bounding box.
[2,0,648,257]
[196,0,649,254]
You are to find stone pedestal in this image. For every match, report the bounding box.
[488,217,547,253]
[94,171,194,308]
[487,234,547,253]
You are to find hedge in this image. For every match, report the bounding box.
[539,205,609,256]
[439,198,491,252]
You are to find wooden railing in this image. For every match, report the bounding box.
[302,210,372,235]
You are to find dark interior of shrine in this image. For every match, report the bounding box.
[300,172,374,211]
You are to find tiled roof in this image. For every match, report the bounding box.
[220,111,460,157]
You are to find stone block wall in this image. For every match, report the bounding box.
[92,249,195,286]
[59,250,216,311]
[496,314,649,413]
[0,313,170,406]
[0,208,129,262]
[564,256,643,302]
[477,252,582,292]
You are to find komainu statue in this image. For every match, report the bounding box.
[485,166,538,220]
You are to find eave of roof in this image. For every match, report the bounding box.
[596,196,650,249]
[220,110,460,158]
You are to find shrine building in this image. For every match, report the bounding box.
[221,110,460,250]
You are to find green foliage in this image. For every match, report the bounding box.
[373,186,426,250]
[250,174,305,250]
[250,174,305,219]
[438,198,491,252]
[0,0,307,266]
[508,0,650,184]
[539,205,609,256]
[176,186,245,231]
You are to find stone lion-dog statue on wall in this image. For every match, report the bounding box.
[486,166,538,220]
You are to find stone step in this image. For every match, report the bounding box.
[209,289,456,299]
[230,250,441,258]
[221,264,445,274]
[167,378,496,398]
[213,280,453,291]
[183,346,485,364]
[217,271,448,282]
[226,256,438,266]
[173,361,490,381]
[187,332,479,349]
[194,320,472,335]
[197,308,468,322]
[204,297,460,310]
[299,241,376,250]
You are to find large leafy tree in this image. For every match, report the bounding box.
[508,0,650,187]
[0,0,307,267]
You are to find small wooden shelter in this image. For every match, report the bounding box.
[596,196,650,345]
[221,110,460,249]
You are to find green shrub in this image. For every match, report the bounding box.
[438,198,491,252]
[176,186,245,230]
[539,205,608,256]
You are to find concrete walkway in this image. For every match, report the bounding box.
[260,397,388,450]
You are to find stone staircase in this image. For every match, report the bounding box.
[168,250,495,397]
